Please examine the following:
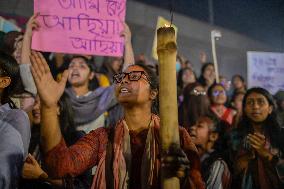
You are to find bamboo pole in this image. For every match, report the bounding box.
[157,26,180,189]
[211,30,221,83]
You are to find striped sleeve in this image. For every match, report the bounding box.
[206,159,231,189]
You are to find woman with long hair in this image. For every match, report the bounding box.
[197,63,215,91]
[178,82,212,130]
[177,67,196,105]
[231,87,284,189]
[30,51,205,189]
[231,74,246,94]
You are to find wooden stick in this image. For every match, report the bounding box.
[211,30,221,83]
[157,26,180,189]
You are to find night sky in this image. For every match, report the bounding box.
[135,0,284,51]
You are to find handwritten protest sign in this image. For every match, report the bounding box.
[32,0,126,57]
[152,16,178,60]
[247,51,284,94]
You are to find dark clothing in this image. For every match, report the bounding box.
[230,129,284,189]
[129,129,148,189]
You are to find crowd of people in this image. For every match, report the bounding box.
[0,12,284,189]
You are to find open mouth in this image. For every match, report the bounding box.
[71,72,80,78]
[189,133,196,138]
[120,87,130,93]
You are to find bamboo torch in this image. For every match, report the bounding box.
[157,26,180,189]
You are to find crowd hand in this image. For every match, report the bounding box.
[247,133,272,159]
[30,51,68,108]
[25,13,40,37]
[161,143,190,180]
[120,22,131,44]
[22,154,45,179]
[199,51,207,64]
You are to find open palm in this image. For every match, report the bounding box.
[30,51,68,108]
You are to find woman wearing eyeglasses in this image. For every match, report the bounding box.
[30,51,205,189]
[208,83,236,128]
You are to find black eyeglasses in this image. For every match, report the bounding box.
[113,71,151,84]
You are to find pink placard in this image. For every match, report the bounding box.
[32,0,126,57]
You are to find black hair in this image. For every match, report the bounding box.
[2,31,23,55]
[70,55,95,72]
[177,67,196,89]
[178,82,216,128]
[0,51,24,108]
[68,55,99,90]
[58,92,77,145]
[232,74,246,93]
[100,56,123,84]
[197,62,214,87]
[207,83,227,104]
[130,63,159,114]
[232,74,245,83]
[231,91,245,103]
[238,87,283,152]
[230,91,246,109]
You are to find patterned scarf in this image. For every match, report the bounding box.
[91,115,160,189]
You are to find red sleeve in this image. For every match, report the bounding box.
[179,127,206,189]
[44,127,108,178]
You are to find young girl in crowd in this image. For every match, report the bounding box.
[177,67,196,91]
[30,52,205,189]
[177,67,196,104]
[197,63,216,91]
[2,31,23,63]
[0,51,30,189]
[231,87,284,189]
[190,116,231,189]
[231,74,246,94]
[208,83,236,127]
[178,82,213,131]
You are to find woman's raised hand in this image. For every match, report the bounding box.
[25,13,40,38]
[247,133,273,160]
[30,51,68,108]
[120,22,131,44]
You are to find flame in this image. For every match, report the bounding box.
[164,24,170,27]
